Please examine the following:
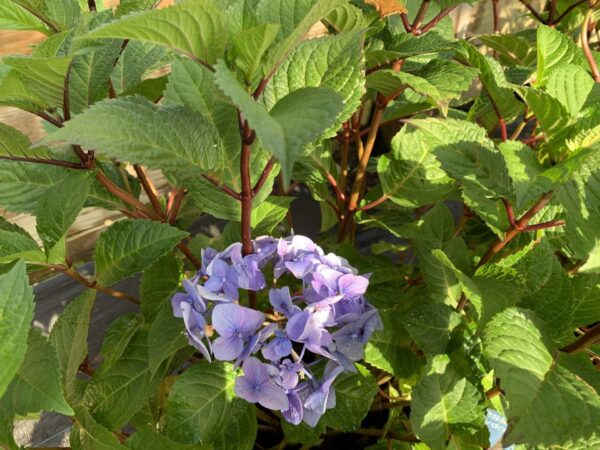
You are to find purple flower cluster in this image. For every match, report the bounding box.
[171,235,382,427]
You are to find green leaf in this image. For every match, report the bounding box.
[516,87,571,142]
[408,118,512,236]
[70,405,128,450]
[281,421,325,447]
[233,24,280,84]
[269,87,343,183]
[458,41,523,127]
[13,0,80,32]
[377,125,455,208]
[324,3,372,32]
[126,428,212,450]
[140,253,182,321]
[415,59,479,102]
[367,69,441,99]
[365,308,423,378]
[258,0,346,79]
[478,33,536,66]
[95,219,188,285]
[85,329,165,429]
[148,302,187,374]
[116,0,156,17]
[0,217,42,264]
[165,362,256,450]
[214,61,343,183]
[2,56,73,108]
[483,307,600,447]
[0,0,51,34]
[99,314,141,373]
[0,122,48,158]
[403,302,462,355]
[0,260,33,398]
[69,44,124,115]
[321,364,377,431]
[49,290,95,399]
[0,65,47,111]
[252,196,292,235]
[262,30,365,137]
[4,329,73,416]
[410,355,484,450]
[84,0,227,65]
[111,42,167,94]
[498,140,545,209]
[546,64,594,117]
[536,24,585,87]
[36,171,93,252]
[43,96,225,176]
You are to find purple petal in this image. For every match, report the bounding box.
[235,334,261,368]
[257,381,289,411]
[280,368,299,390]
[212,335,244,361]
[242,357,271,385]
[212,303,264,337]
[269,287,300,318]
[187,335,211,362]
[338,274,369,298]
[171,293,188,318]
[282,391,303,425]
[234,375,260,404]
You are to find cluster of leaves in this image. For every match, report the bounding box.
[1,0,600,449]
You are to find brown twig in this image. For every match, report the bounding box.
[134,164,163,217]
[167,187,186,225]
[177,242,201,269]
[48,264,139,304]
[582,7,600,82]
[518,0,547,23]
[561,322,600,353]
[358,194,390,212]
[0,155,89,170]
[88,0,97,11]
[457,192,558,312]
[203,174,242,200]
[419,5,459,34]
[492,0,500,34]
[325,171,346,204]
[411,0,430,33]
[552,0,587,24]
[35,111,64,128]
[252,157,276,195]
[400,13,412,32]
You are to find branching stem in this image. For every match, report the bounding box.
[561,323,600,353]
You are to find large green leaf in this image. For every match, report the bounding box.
[403,302,462,355]
[378,125,455,208]
[111,41,167,95]
[43,96,225,176]
[214,61,343,183]
[4,329,73,416]
[536,24,585,87]
[321,365,377,431]
[49,290,95,399]
[262,30,365,136]
[165,362,256,450]
[0,260,34,398]
[36,171,93,253]
[84,329,165,429]
[13,0,80,32]
[408,118,512,236]
[126,427,212,450]
[70,405,128,450]
[257,0,346,79]
[84,0,227,65]
[483,308,600,447]
[410,355,484,450]
[69,44,123,115]
[148,302,188,374]
[140,253,182,321]
[478,33,537,66]
[546,64,594,117]
[233,24,280,85]
[365,308,423,378]
[2,56,73,108]
[0,0,51,34]
[458,41,523,125]
[0,217,43,264]
[498,140,545,209]
[99,313,141,373]
[95,219,188,285]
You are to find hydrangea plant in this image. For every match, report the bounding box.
[0,0,600,449]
